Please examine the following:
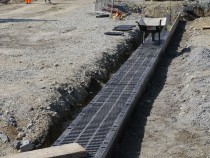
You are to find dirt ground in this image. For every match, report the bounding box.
[1,0,208,157]
[116,14,210,158]
[0,0,143,155]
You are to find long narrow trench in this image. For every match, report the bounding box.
[113,20,187,158]
[42,30,142,148]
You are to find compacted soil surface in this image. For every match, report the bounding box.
[116,15,210,158]
[0,0,143,155]
[1,0,199,156]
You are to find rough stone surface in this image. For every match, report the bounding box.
[0,132,9,143]
[20,140,34,152]
[26,124,33,129]
[13,141,21,150]
[17,132,26,140]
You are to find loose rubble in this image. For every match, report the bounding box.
[13,141,21,150]
[117,15,210,158]
[19,140,34,152]
[0,132,9,143]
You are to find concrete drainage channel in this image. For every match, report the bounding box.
[51,14,181,158]
[1,14,181,158]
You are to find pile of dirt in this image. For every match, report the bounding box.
[126,1,184,21]
[178,47,210,129]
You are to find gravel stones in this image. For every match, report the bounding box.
[0,132,9,143]
[27,124,33,129]
[13,141,21,150]
[19,140,34,152]
[17,132,26,140]
[177,47,210,129]
[185,47,210,69]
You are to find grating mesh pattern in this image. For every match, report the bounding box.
[53,29,169,158]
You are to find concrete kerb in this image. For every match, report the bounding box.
[1,143,86,158]
[160,12,182,55]
[98,13,182,158]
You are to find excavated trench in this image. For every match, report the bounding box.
[41,29,143,148]
[41,5,204,152]
[42,14,189,151]
[114,12,210,157]
[113,19,188,158]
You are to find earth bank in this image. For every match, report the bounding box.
[116,13,210,158]
[1,0,204,156]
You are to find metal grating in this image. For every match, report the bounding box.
[53,29,170,158]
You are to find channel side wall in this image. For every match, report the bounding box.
[2,13,181,158]
[53,13,181,158]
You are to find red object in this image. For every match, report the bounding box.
[25,0,31,4]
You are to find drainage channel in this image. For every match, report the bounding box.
[53,14,181,158]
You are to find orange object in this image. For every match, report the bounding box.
[25,0,31,4]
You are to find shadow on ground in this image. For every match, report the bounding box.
[0,18,57,23]
[113,21,187,158]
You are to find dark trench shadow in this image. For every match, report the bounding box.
[113,20,187,158]
[0,18,57,23]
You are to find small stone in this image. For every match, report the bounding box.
[41,86,46,89]
[39,66,44,70]
[46,106,51,110]
[16,127,23,132]
[20,140,33,152]
[52,112,57,117]
[53,81,58,84]
[29,107,34,111]
[0,132,9,143]
[13,140,21,150]
[17,132,26,139]
[27,124,33,129]
[54,63,59,67]
[35,144,41,148]
[8,117,17,127]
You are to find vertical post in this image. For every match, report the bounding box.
[159,20,162,45]
[170,0,172,25]
[111,0,114,19]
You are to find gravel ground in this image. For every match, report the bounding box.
[0,0,142,155]
[0,0,194,156]
[116,15,210,158]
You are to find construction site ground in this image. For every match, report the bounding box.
[1,0,210,157]
[117,14,210,158]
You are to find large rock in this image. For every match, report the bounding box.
[20,140,33,152]
[13,141,21,150]
[0,132,9,143]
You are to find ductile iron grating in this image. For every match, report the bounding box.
[53,30,169,158]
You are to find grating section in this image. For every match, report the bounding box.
[53,29,170,158]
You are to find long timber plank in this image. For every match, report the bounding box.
[53,14,181,158]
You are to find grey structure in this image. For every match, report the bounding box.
[53,14,181,158]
